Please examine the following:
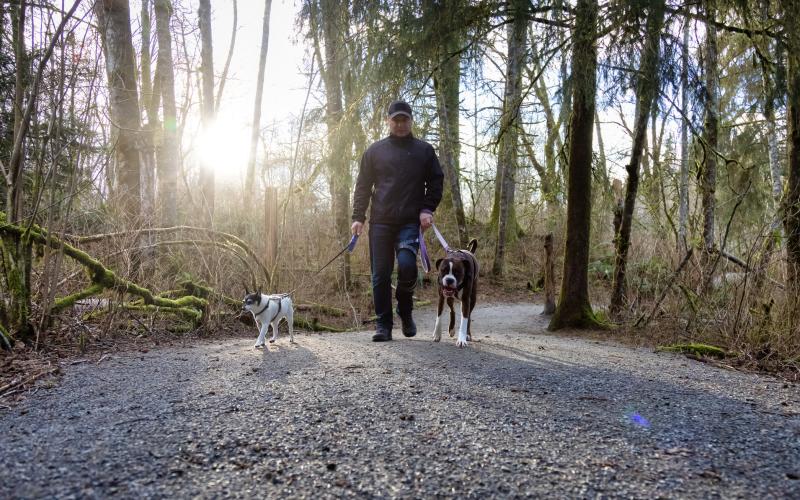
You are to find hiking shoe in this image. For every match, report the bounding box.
[398,313,417,337]
[372,328,392,342]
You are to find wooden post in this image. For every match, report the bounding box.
[264,187,278,272]
[542,233,556,315]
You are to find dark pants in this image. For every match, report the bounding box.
[369,223,419,330]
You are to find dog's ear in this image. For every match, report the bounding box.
[243,282,250,295]
[435,258,444,270]
[257,285,262,296]
[468,239,477,253]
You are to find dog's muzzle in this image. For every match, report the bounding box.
[442,286,457,298]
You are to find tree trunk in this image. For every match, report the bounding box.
[155,0,179,226]
[198,0,215,227]
[244,0,273,210]
[1,1,33,342]
[542,233,556,315]
[701,0,718,257]
[609,0,665,316]
[95,0,143,221]
[678,17,689,250]
[7,0,26,223]
[492,0,527,277]
[548,0,603,331]
[315,0,351,286]
[784,0,800,291]
[139,0,157,233]
[428,0,468,248]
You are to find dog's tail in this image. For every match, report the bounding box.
[467,238,477,253]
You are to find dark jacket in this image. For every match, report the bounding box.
[351,134,444,225]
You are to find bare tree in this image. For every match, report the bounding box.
[198,0,215,226]
[155,0,178,225]
[244,0,273,210]
[426,0,468,248]
[95,0,143,221]
[492,0,527,277]
[311,0,352,285]
[701,0,719,257]
[678,16,689,250]
[609,0,666,316]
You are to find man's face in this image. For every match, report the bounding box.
[387,115,412,137]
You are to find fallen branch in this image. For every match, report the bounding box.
[0,367,60,396]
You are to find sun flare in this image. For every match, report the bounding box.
[196,118,251,183]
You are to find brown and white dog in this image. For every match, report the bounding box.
[432,239,478,347]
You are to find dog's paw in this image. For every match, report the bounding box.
[253,343,266,349]
[456,336,469,348]
[432,330,441,342]
[448,328,455,338]
[269,338,276,343]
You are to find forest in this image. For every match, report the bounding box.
[0,0,798,377]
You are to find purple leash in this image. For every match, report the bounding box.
[419,223,451,273]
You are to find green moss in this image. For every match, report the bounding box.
[548,302,610,331]
[657,343,727,359]
[53,283,105,312]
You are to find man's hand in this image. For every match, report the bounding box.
[420,211,433,231]
[351,221,364,236]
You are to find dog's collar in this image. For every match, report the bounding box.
[253,299,271,317]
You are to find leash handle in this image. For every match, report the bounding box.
[347,233,359,252]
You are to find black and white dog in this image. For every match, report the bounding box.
[242,290,294,349]
[433,239,479,347]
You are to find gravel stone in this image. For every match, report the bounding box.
[1,303,799,498]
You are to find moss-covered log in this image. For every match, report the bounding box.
[292,315,346,333]
[296,302,348,317]
[52,283,105,313]
[0,221,207,325]
[178,279,240,308]
[656,343,727,359]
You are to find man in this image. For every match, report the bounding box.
[351,100,444,342]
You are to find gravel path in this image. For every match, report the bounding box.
[2,303,800,498]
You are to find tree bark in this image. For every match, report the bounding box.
[492,0,527,277]
[198,0,215,227]
[542,233,556,315]
[783,0,800,291]
[701,0,719,257]
[155,0,179,226]
[548,0,603,331]
[244,0,273,211]
[95,0,143,221]
[609,0,665,316]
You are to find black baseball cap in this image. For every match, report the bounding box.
[387,100,412,119]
